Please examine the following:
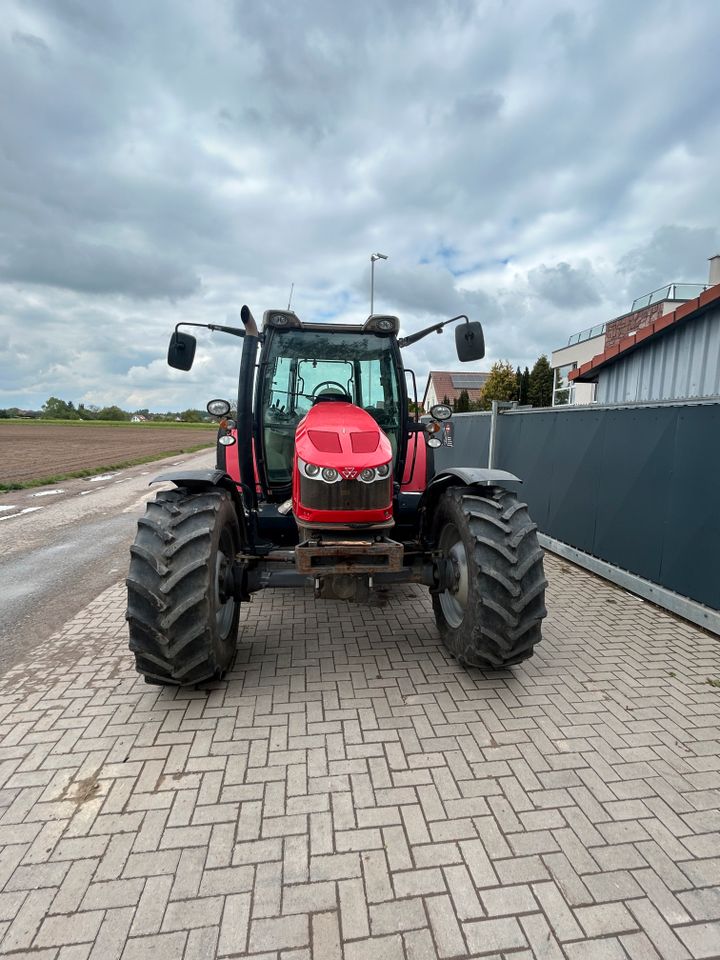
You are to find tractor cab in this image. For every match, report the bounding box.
[257,316,405,494]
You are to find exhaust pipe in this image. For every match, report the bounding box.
[238,305,260,515]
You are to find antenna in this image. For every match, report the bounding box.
[287,283,294,311]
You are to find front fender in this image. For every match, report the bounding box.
[427,467,521,489]
[151,468,236,489]
[418,467,522,540]
[151,469,247,511]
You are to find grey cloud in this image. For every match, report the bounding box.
[452,91,504,123]
[528,261,602,309]
[0,235,201,299]
[619,225,718,295]
[12,31,51,59]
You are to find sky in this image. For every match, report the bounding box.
[1,0,719,411]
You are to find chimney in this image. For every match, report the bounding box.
[709,254,720,286]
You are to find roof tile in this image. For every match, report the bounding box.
[699,285,720,308]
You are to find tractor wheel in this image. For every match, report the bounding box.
[126,487,241,685]
[432,485,547,669]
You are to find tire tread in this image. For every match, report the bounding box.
[126,487,240,685]
[432,486,547,669]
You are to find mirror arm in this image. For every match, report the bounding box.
[173,321,247,340]
[398,314,468,348]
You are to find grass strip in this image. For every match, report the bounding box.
[0,442,215,491]
[0,419,217,429]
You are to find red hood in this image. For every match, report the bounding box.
[295,402,392,476]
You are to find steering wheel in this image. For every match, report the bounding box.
[311,380,351,400]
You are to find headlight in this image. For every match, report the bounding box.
[359,468,375,483]
[376,462,390,478]
[321,467,339,483]
[298,458,323,479]
[207,398,231,417]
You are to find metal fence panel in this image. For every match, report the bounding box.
[434,402,720,611]
[660,404,720,605]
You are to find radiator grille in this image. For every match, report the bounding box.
[299,475,391,511]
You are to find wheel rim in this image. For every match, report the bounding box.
[438,521,469,630]
[215,527,237,639]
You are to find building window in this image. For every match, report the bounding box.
[552,363,576,406]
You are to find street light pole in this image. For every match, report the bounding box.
[370,252,388,315]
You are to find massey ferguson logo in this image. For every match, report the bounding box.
[341,467,358,479]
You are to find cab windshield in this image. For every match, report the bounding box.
[260,329,401,485]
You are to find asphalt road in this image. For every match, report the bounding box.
[0,448,215,674]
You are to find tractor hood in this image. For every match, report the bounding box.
[295,402,392,476]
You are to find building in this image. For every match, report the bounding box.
[570,258,720,404]
[422,370,489,410]
[551,260,716,405]
[551,323,607,406]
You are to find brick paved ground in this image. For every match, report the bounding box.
[0,553,719,959]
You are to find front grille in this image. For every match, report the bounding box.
[299,475,391,511]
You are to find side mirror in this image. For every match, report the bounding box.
[455,321,485,362]
[168,331,196,371]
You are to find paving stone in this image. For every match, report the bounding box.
[463,915,527,955]
[35,910,104,947]
[311,911,342,960]
[575,902,639,937]
[217,892,250,956]
[344,933,405,960]
[248,913,309,953]
[370,897,426,935]
[675,921,720,959]
[425,894,467,957]
[120,932,187,960]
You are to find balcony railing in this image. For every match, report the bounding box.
[566,323,606,346]
[630,283,708,312]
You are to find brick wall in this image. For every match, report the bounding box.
[605,303,664,349]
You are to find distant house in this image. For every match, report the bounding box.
[131,415,146,423]
[421,370,489,411]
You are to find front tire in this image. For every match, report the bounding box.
[432,485,547,669]
[126,487,241,685]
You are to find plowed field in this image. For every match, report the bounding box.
[0,422,215,486]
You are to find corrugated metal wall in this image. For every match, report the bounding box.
[597,305,720,403]
[434,402,720,612]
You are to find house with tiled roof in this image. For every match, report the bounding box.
[421,370,489,411]
[570,257,720,404]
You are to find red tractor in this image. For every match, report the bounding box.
[127,307,546,685]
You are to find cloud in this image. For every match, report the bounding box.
[527,261,602,309]
[1,0,720,409]
[0,234,201,299]
[619,225,718,294]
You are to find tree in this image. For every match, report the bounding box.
[180,409,203,423]
[455,389,470,412]
[42,397,80,420]
[515,366,522,402]
[478,361,517,410]
[97,405,129,421]
[520,367,530,406]
[528,355,554,408]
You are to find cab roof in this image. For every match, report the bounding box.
[263,311,399,335]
